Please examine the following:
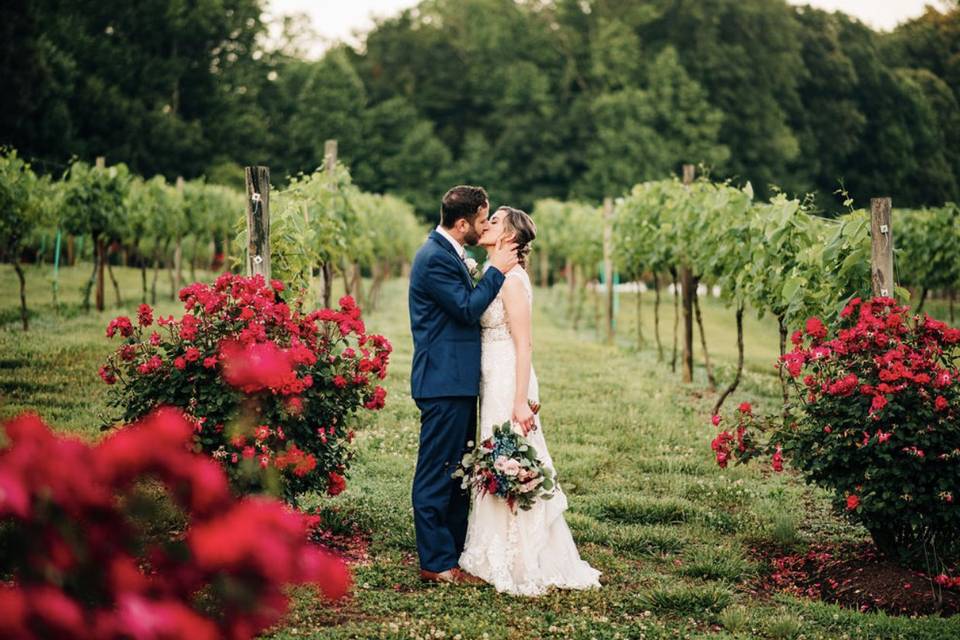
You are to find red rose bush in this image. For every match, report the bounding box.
[0,409,350,639]
[99,274,392,501]
[711,297,960,564]
[709,401,783,474]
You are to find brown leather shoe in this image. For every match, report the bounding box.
[450,567,484,585]
[419,567,484,585]
[419,568,457,583]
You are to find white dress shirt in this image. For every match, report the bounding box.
[435,225,465,260]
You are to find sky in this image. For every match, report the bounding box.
[266,0,942,58]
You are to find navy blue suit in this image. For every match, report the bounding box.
[408,230,505,572]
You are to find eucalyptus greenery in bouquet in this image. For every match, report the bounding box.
[454,421,555,512]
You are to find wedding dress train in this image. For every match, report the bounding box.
[459,267,601,596]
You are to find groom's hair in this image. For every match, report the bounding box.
[440,185,488,228]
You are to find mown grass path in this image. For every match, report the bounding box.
[1,267,958,639]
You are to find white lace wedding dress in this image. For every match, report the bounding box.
[459,267,601,596]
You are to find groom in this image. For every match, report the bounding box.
[408,185,518,583]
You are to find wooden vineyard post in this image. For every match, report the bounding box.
[870,197,894,298]
[170,176,184,299]
[325,139,338,174]
[52,227,62,310]
[95,156,106,312]
[244,166,271,282]
[174,176,185,293]
[97,157,124,307]
[603,197,615,344]
[680,164,695,384]
[321,139,337,308]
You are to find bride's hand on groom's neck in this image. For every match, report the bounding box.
[490,237,519,274]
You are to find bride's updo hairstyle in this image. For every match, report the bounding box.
[496,206,537,268]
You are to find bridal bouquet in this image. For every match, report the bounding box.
[453,421,556,512]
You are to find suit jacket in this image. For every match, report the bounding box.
[408,230,505,399]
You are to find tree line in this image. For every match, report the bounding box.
[3,0,959,218]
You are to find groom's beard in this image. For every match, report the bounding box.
[462,227,481,246]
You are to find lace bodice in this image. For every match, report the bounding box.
[480,267,533,343]
[478,265,537,438]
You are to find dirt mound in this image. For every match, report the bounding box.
[749,542,959,617]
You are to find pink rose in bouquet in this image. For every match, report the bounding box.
[453,422,555,512]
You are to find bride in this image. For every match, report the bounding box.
[458,206,601,596]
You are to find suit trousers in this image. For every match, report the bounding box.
[412,396,477,572]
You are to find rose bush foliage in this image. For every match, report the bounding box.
[710,402,779,471]
[100,274,392,501]
[712,297,960,564]
[0,409,350,639]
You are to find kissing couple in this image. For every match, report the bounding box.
[407,185,601,596]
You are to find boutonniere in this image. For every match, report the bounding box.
[465,257,481,285]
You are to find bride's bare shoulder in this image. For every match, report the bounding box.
[500,269,533,309]
[504,266,530,281]
[502,269,530,289]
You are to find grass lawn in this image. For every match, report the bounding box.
[1,264,958,639]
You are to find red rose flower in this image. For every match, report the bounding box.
[805,317,827,339]
[106,316,134,338]
[220,340,295,394]
[98,365,117,385]
[771,446,783,472]
[364,386,387,410]
[870,395,888,413]
[179,314,199,341]
[715,451,729,468]
[483,473,499,495]
[137,356,163,375]
[934,371,953,388]
[846,495,860,510]
[327,472,346,496]
[286,397,304,415]
[137,304,153,327]
[840,297,861,318]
